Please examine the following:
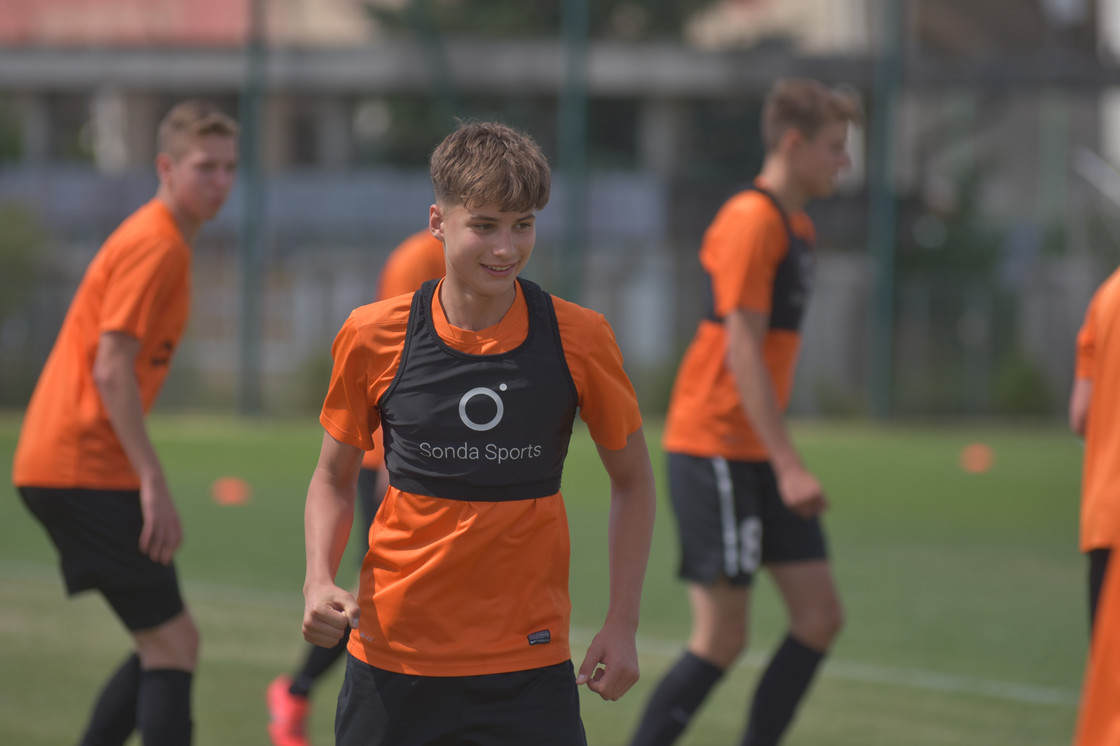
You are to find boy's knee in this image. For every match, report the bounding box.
[792,598,844,651]
[690,625,748,668]
[135,611,200,670]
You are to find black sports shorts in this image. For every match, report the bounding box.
[335,655,588,746]
[18,486,185,631]
[667,452,829,586]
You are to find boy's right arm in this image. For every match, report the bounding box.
[303,430,364,648]
[93,331,180,565]
[1070,378,1092,438]
[724,308,827,518]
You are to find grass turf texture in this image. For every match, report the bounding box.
[0,413,1085,745]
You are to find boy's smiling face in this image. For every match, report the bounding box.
[430,200,536,303]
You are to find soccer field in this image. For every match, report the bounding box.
[0,413,1086,745]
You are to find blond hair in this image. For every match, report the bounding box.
[157,100,239,159]
[762,79,861,153]
[429,120,551,212]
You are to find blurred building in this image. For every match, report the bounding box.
[0,0,1116,417]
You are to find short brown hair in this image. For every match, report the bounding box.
[761,79,861,153]
[157,100,239,159]
[429,120,551,212]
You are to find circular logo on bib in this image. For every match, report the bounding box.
[459,384,507,432]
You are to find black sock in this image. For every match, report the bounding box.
[290,635,349,697]
[628,651,725,746]
[137,669,193,746]
[79,653,141,746]
[742,634,825,746]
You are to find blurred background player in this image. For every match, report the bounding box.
[1069,263,1120,631]
[627,79,859,746]
[267,228,444,746]
[1069,264,1120,745]
[10,100,238,746]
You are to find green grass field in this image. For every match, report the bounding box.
[0,413,1087,745]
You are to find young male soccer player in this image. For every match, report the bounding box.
[11,100,238,746]
[301,120,657,746]
[1069,265,1120,745]
[267,228,445,746]
[627,79,858,746]
[1070,264,1120,631]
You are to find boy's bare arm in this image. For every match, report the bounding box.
[725,308,827,518]
[577,428,656,701]
[303,430,363,648]
[1070,378,1092,437]
[93,331,180,565]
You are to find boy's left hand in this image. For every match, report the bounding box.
[576,621,640,701]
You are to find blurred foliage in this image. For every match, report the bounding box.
[888,161,1068,417]
[364,0,711,41]
[991,351,1054,416]
[0,97,21,162]
[0,203,45,406]
[898,164,1003,275]
[0,204,42,325]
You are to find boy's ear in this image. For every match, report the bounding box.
[155,152,173,182]
[429,204,446,242]
[779,128,804,155]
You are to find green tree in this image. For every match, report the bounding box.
[0,203,44,405]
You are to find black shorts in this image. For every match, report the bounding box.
[335,655,588,746]
[667,453,829,586]
[18,486,185,631]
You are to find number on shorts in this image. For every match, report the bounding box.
[739,516,762,573]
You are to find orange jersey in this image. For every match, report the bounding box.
[321,280,642,676]
[663,185,815,461]
[361,230,446,471]
[1076,266,1120,552]
[13,199,190,490]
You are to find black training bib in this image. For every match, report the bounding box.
[703,185,815,331]
[380,278,578,502]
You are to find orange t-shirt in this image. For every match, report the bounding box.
[321,280,642,676]
[13,199,191,490]
[662,186,815,461]
[361,230,446,471]
[1075,266,1120,552]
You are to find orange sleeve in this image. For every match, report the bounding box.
[554,297,642,450]
[320,300,409,451]
[701,194,789,318]
[99,238,186,340]
[376,232,446,301]
[1077,293,1099,381]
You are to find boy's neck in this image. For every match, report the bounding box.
[155,190,201,245]
[757,158,808,214]
[437,279,518,331]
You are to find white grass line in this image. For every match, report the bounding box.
[583,631,1080,708]
[1,558,1080,707]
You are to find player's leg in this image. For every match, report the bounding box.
[78,652,142,746]
[129,610,199,746]
[741,560,841,746]
[740,463,842,746]
[629,581,749,746]
[628,454,758,746]
[19,486,195,746]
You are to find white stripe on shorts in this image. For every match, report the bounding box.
[710,456,739,577]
